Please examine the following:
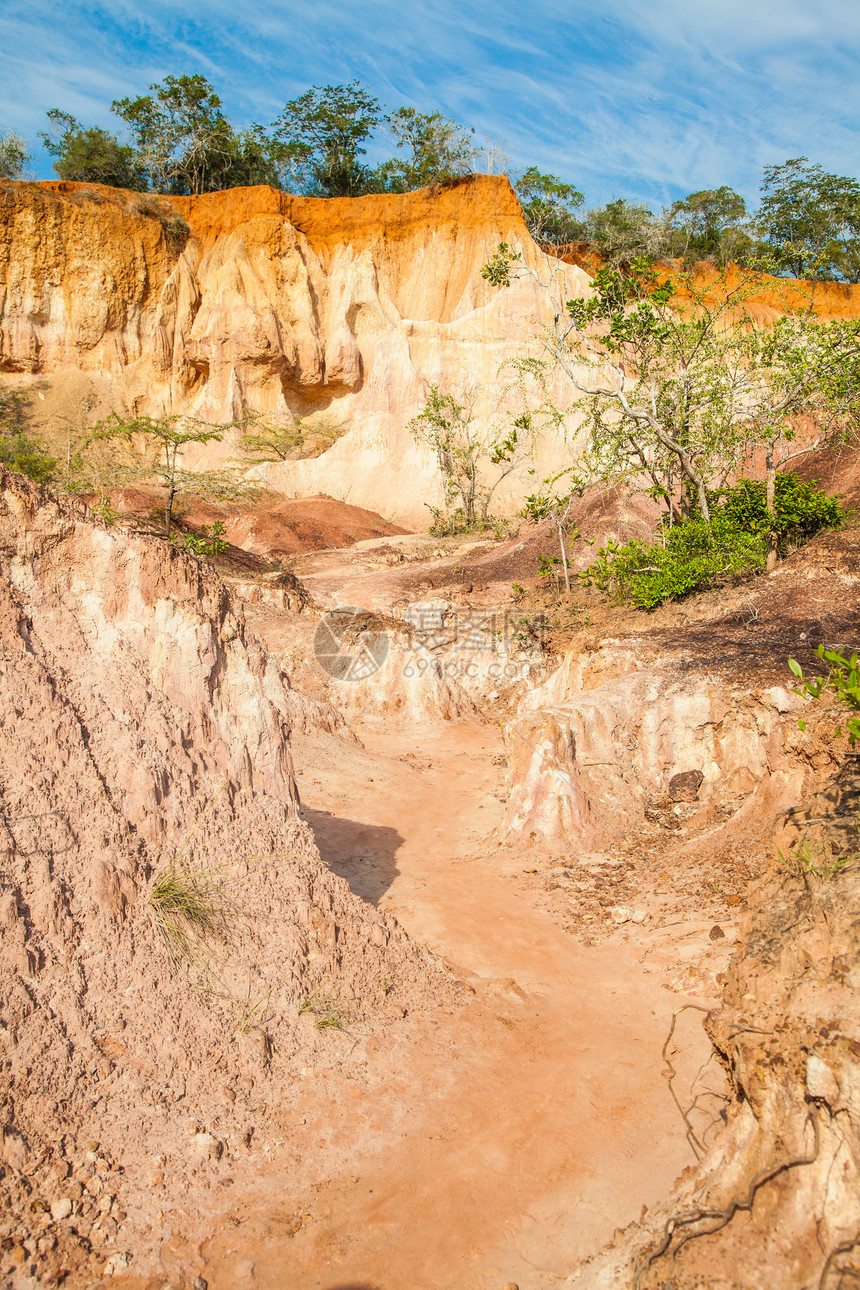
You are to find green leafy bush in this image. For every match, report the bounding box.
[0,389,56,485]
[581,512,762,609]
[581,474,844,610]
[717,473,844,556]
[789,646,860,745]
[178,521,229,558]
[90,494,119,526]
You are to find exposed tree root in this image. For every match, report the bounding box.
[662,1004,712,1159]
[632,1111,821,1289]
[819,1233,860,1290]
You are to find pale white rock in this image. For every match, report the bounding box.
[1,1127,29,1171]
[102,1252,131,1276]
[806,1054,841,1103]
[610,907,648,925]
[193,1132,223,1159]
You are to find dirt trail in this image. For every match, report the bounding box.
[197,718,718,1290]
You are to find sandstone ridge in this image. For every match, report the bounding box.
[0,176,589,525]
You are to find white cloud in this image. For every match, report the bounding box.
[2,0,858,205]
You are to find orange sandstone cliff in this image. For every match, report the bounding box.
[0,176,590,526]
[552,241,860,322]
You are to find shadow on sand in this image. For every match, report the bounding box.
[323,1284,383,1290]
[301,805,404,907]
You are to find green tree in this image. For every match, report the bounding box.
[740,315,860,564]
[271,82,382,197]
[410,387,483,530]
[514,168,585,245]
[666,186,750,265]
[583,198,667,268]
[87,414,227,535]
[216,125,290,190]
[758,157,860,280]
[39,109,147,189]
[0,389,57,484]
[483,247,860,543]
[826,184,860,285]
[521,480,579,593]
[0,127,29,180]
[112,74,253,195]
[376,107,474,191]
[409,384,534,532]
[234,412,345,464]
[486,252,745,523]
[237,420,306,464]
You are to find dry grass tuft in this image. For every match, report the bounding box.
[148,861,232,968]
[299,980,351,1033]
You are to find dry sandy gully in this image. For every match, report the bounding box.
[173,719,723,1290]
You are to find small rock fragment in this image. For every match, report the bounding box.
[806,1054,840,1103]
[668,770,704,802]
[2,1127,30,1172]
[709,924,726,941]
[102,1251,131,1276]
[49,1198,72,1222]
[611,906,647,925]
[194,1132,223,1160]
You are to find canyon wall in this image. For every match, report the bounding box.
[0,468,459,1281]
[0,176,590,527]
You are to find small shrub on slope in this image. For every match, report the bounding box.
[789,645,860,745]
[719,474,844,556]
[0,389,57,485]
[149,862,232,968]
[581,474,844,610]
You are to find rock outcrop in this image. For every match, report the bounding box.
[499,514,860,856]
[502,643,810,851]
[0,177,590,526]
[572,859,860,1289]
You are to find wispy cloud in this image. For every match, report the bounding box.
[3,0,858,207]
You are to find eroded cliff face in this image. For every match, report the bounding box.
[0,177,590,526]
[502,645,810,852]
[0,469,460,1284]
[553,245,860,325]
[571,861,860,1290]
[498,513,860,859]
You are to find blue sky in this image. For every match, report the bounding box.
[2,0,858,210]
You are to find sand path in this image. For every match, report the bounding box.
[198,718,714,1290]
